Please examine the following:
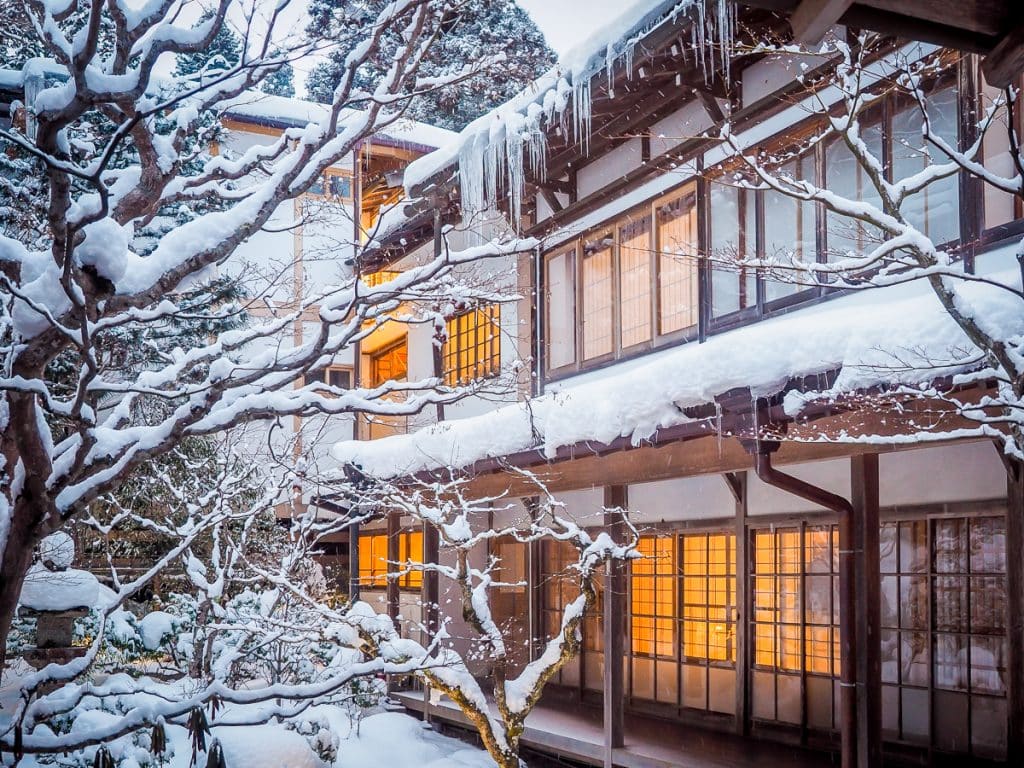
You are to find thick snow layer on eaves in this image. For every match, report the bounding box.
[402,0,728,213]
[332,259,1023,479]
[223,92,457,150]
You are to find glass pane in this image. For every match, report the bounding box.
[881,684,899,738]
[709,183,755,316]
[681,663,705,709]
[971,575,1006,633]
[776,674,801,724]
[970,636,1006,694]
[763,155,816,301]
[900,575,928,630]
[825,122,884,259]
[880,575,898,628]
[657,189,699,334]
[902,631,929,687]
[618,217,652,347]
[934,633,968,690]
[581,236,613,359]
[900,520,928,573]
[891,86,960,244]
[934,518,968,573]
[881,629,899,684]
[970,517,1006,573]
[709,667,735,714]
[879,522,897,573]
[934,575,968,632]
[632,656,654,700]
[545,250,576,369]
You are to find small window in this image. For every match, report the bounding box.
[362,269,400,287]
[305,366,352,391]
[369,339,408,387]
[656,188,699,335]
[443,305,501,386]
[308,168,353,201]
[545,249,576,370]
[618,217,652,348]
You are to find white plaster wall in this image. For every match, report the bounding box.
[554,486,605,527]
[740,45,836,108]
[628,473,737,523]
[747,457,851,516]
[577,138,643,200]
[879,441,1005,507]
[649,101,713,157]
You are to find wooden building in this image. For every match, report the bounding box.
[333,2,1024,766]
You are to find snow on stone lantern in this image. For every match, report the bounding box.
[18,532,100,668]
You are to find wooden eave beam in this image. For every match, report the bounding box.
[790,0,854,44]
[982,23,1024,88]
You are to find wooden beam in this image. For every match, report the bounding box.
[1007,458,1024,764]
[851,454,882,768]
[790,0,853,44]
[602,486,626,767]
[982,23,1024,89]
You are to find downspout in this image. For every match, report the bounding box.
[748,440,857,768]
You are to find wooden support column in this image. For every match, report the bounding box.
[724,472,749,735]
[423,521,440,636]
[387,511,401,631]
[349,520,361,603]
[602,485,627,768]
[851,454,881,768]
[1007,458,1024,764]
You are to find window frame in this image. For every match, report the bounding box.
[442,304,502,387]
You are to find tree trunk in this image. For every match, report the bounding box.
[0,502,47,669]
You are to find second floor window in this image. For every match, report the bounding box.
[308,168,353,201]
[443,305,501,386]
[357,530,423,588]
[370,338,408,387]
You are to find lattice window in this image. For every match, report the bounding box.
[618,217,651,348]
[369,338,408,387]
[362,269,400,287]
[656,188,699,335]
[357,531,422,589]
[681,532,736,662]
[443,305,501,386]
[307,168,353,201]
[631,535,675,658]
[581,235,614,360]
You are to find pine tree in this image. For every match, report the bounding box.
[174,13,243,84]
[305,0,555,131]
[261,60,296,98]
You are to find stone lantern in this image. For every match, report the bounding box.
[18,532,99,668]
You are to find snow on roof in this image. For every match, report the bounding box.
[402,0,728,218]
[332,251,1023,480]
[222,92,457,151]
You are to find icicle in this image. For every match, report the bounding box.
[715,400,723,452]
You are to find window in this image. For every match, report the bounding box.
[362,269,400,287]
[545,249,576,370]
[762,154,816,302]
[357,531,422,589]
[443,305,501,386]
[891,85,960,245]
[308,168,353,201]
[581,234,614,360]
[631,536,675,658]
[750,526,839,728]
[825,121,884,258]
[879,514,1008,757]
[369,338,408,387]
[709,181,757,317]
[305,366,352,391]
[540,539,582,687]
[618,217,652,348]
[656,188,698,335]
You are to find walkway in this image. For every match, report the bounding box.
[393,690,836,768]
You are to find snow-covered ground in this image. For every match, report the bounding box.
[0,658,493,768]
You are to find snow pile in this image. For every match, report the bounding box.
[333,260,1024,479]
[335,712,495,768]
[404,0,733,221]
[18,563,100,612]
[37,531,75,570]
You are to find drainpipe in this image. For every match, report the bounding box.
[748,439,857,768]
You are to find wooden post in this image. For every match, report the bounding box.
[387,511,401,631]
[349,520,361,603]
[1007,458,1024,764]
[603,485,627,768]
[851,454,881,768]
[724,472,749,735]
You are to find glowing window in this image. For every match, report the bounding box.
[443,305,501,386]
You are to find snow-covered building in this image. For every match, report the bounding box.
[331,1,1024,767]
